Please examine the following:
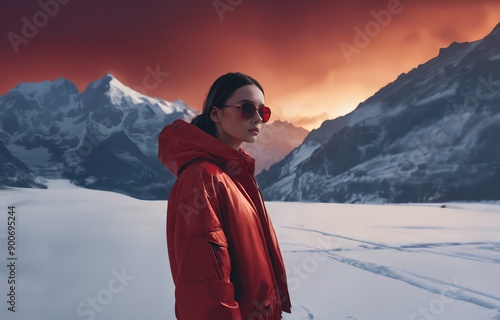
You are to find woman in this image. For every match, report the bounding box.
[158,72,292,319]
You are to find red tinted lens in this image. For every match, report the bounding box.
[259,106,271,123]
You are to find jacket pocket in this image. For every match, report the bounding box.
[179,233,217,281]
[204,228,231,281]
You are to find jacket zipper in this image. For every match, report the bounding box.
[248,174,282,305]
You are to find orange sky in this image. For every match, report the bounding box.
[1,0,499,131]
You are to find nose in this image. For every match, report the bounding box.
[252,109,263,123]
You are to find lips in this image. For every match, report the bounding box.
[249,128,259,133]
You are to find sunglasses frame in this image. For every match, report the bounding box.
[220,102,271,123]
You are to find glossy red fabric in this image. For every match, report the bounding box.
[158,119,292,319]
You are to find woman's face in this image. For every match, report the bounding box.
[210,84,265,151]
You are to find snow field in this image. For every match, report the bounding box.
[0,180,499,319]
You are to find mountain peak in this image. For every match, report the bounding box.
[437,40,471,58]
[481,21,500,43]
[82,73,167,107]
[95,73,122,86]
[102,73,117,82]
[84,73,127,93]
[9,77,78,96]
[491,21,500,36]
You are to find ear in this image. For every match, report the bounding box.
[210,106,220,123]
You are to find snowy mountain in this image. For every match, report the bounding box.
[0,73,309,199]
[257,22,500,203]
[0,73,196,199]
[0,140,46,189]
[242,120,308,174]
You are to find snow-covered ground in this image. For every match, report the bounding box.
[0,180,499,320]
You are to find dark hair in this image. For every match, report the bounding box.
[191,72,264,137]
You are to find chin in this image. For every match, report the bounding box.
[244,136,258,143]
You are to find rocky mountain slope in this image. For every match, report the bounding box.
[257,22,500,203]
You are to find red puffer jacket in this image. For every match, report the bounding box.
[158,119,292,319]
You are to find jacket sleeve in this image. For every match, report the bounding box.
[166,164,242,320]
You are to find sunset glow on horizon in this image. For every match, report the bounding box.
[1,0,499,131]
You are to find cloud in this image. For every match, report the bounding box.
[290,112,331,128]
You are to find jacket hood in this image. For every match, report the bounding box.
[158,119,256,178]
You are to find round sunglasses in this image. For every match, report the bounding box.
[220,102,271,123]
